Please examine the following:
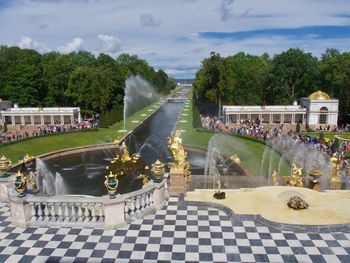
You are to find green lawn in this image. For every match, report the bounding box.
[1,100,165,163]
[176,99,290,177]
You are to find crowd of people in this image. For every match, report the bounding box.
[0,119,98,144]
[201,115,350,173]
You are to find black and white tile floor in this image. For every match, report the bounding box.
[0,197,350,262]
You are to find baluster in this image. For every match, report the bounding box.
[64,203,70,222]
[70,205,76,222]
[98,204,104,222]
[31,203,37,222]
[84,205,90,223]
[124,202,130,221]
[44,203,50,222]
[91,204,97,222]
[77,204,83,222]
[57,204,63,222]
[135,196,142,218]
[149,191,154,208]
[140,194,146,212]
[50,204,56,222]
[145,194,150,210]
[37,203,43,221]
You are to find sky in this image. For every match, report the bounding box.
[0,0,350,79]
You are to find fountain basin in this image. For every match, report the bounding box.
[185,186,350,225]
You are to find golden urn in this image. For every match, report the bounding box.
[0,155,12,174]
[104,171,119,198]
[13,170,28,198]
[151,159,165,182]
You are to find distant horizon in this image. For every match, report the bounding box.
[1,0,349,79]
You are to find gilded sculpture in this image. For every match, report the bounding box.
[167,130,191,177]
[330,152,341,190]
[287,164,304,187]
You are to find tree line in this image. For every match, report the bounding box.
[193,48,350,123]
[0,46,176,116]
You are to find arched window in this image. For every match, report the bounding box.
[319,107,328,124]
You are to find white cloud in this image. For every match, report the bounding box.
[17,36,49,52]
[58,37,84,54]
[97,34,121,53]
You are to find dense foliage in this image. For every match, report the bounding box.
[193,49,350,123]
[0,46,176,116]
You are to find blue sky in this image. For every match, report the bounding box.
[0,0,350,79]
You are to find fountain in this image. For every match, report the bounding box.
[121,75,160,135]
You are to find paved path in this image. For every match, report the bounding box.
[0,197,350,262]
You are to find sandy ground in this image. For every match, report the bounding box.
[185,186,350,225]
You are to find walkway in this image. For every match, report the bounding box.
[0,197,350,262]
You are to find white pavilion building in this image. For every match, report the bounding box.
[0,104,81,126]
[223,91,339,130]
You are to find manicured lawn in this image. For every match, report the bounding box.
[1,100,165,163]
[176,99,290,177]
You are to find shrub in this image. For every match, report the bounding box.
[192,97,202,128]
[319,131,325,143]
[296,122,300,133]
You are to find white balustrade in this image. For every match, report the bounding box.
[19,179,166,228]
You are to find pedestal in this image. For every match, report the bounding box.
[9,197,32,228]
[169,173,187,196]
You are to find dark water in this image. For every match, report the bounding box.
[43,100,207,196]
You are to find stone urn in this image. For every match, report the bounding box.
[151,159,165,183]
[104,171,119,198]
[13,170,27,198]
[0,155,12,177]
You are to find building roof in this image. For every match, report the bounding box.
[308,91,331,100]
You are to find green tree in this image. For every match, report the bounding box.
[267,48,318,104]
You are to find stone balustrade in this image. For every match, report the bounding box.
[9,180,167,229]
[27,196,104,228]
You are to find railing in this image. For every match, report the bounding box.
[12,180,166,229]
[27,196,104,228]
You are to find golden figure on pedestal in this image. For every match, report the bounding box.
[287,164,304,187]
[167,130,191,178]
[330,152,341,190]
[271,170,279,186]
[151,159,165,182]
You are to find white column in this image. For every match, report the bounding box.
[50,115,54,125]
[292,114,295,124]
[248,114,251,121]
[11,115,15,125]
[302,114,306,124]
[1,116,5,125]
[259,114,262,121]
[60,115,64,125]
[21,116,25,125]
[269,114,273,124]
[78,111,81,123]
[40,116,44,126]
[31,116,34,125]
[280,114,284,124]
[70,115,74,125]
[237,114,240,124]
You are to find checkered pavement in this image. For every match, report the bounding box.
[0,197,350,262]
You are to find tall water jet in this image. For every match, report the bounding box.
[123,75,160,137]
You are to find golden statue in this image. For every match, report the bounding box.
[22,153,34,163]
[151,159,165,182]
[139,174,149,187]
[288,164,304,187]
[330,152,341,190]
[168,130,191,175]
[230,154,240,165]
[271,170,279,186]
